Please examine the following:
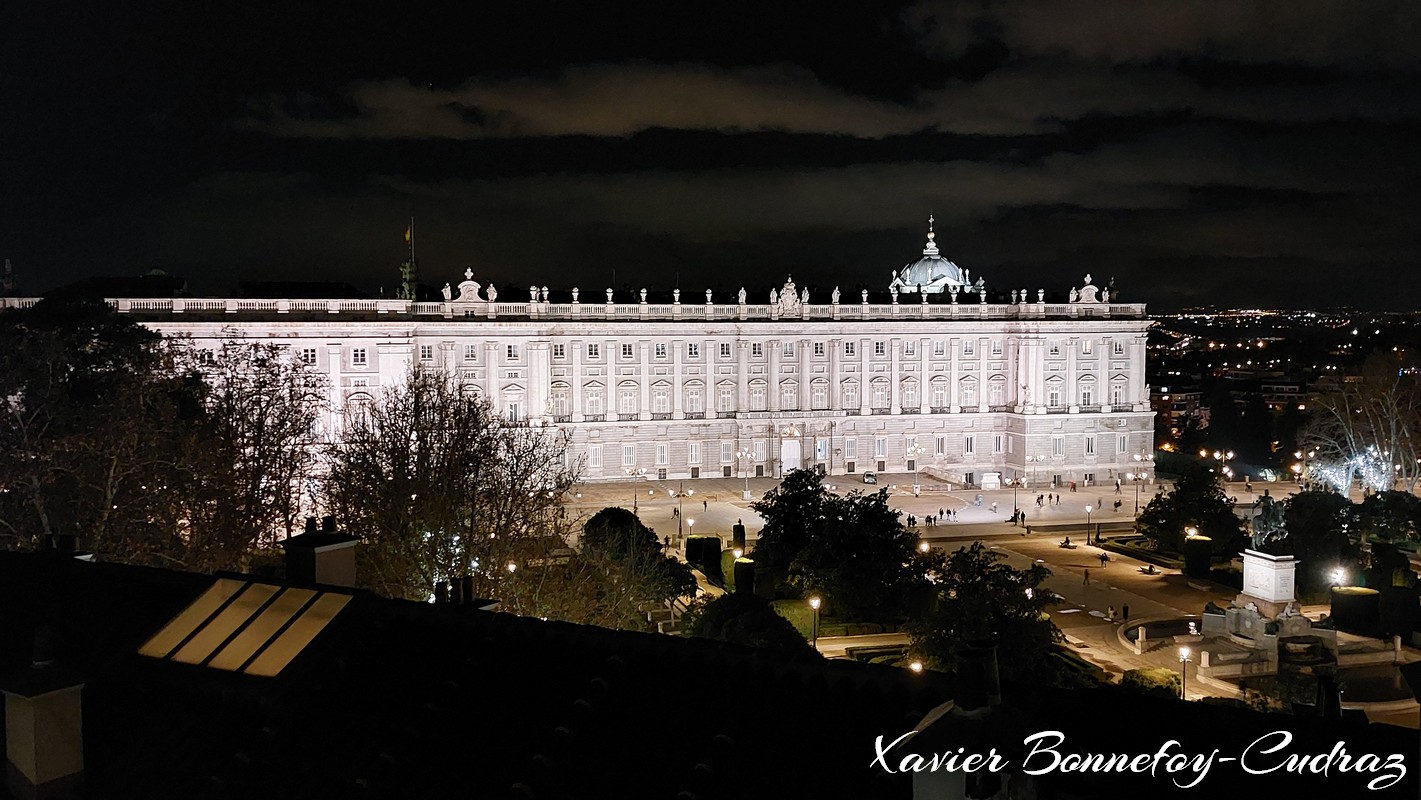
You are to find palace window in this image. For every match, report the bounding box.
[874,341,886,357]
[464,344,478,361]
[811,380,828,410]
[960,377,978,408]
[720,342,732,358]
[553,344,566,359]
[845,438,857,460]
[870,380,888,409]
[420,345,434,362]
[1085,436,1096,456]
[844,341,856,357]
[1113,340,1125,355]
[299,348,317,366]
[685,384,703,413]
[584,387,604,415]
[963,340,976,357]
[1052,436,1064,457]
[588,445,602,469]
[619,387,638,415]
[933,340,946,357]
[991,340,1002,356]
[904,341,916,357]
[751,343,763,358]
[842,380,859,409]
[506,344,519,361]
[750,384,767,411]
[689,442,701,464]
[587,343,600,359]
[813,342,825,357]
[622,444,636,467]
[782,342,794,358]
[931,379,947,408]
[988,379,1005,407]
[717,384,735,412]
[656,443,668,466]
[901,379,918,408]
[687,343,700,358]
[621,343,634,359]
[875,437,887,458]
[781,382,797,410]
[964,435,975,456]
[351,348,367,366]
[654,343,667,359]
[1082,340,1093,355]
[721,441,733,463]
[652,387,670,413]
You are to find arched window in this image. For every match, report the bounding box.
[931,378,948,410]
[901,378,919,408]
[1046,377,1063,409]
[684,381,704,414]
[811,379,829,410]
[618,382,639,415]
[781,380,798,410]
[870,379,889,410]
[749,380,767,411]
[651,382,670,414]
[584,382,605,415]
[1079,377,1096,407]
[959,376,978,409]
[988,376,1006,407]
[1110,376,1128,407]
[550,382,569,417]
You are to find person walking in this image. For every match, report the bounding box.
[1099,552,1109,568]
[1122,603,1130,622]
[1107,605,1116,622]
[703,499,708,511]
[1082,568,1091,586]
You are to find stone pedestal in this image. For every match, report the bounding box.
[1237,549,1297,619]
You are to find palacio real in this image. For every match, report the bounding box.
[14,220,1155,488]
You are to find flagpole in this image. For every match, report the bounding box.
[409,216,416,265]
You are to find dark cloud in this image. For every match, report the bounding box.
[3,1,1419,310]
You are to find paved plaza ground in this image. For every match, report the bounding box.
[563,474,1417,725]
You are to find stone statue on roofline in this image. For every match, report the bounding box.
[441,283,452,301]
[831,286,840,304]
[738,287,746,304]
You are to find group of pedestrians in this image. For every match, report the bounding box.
[909,508,958,528]
[1035,493,1062,507]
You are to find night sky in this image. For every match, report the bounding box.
[5,1,1420,309]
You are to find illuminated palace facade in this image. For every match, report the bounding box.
[12,228,1155,488]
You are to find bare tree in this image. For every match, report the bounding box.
[323,367,578,602]
[184,337,329,553]
[1302,352,1421,493]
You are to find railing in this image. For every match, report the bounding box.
[24,295,1150,321]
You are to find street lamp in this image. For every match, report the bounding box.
[1178,646,1191,699]
[671,483,696,539]
[736,447,754,501]
[1085,504,1093,545]
[808,596,821,649]
[626,466,646,511]
[1131,454,1153,513]
[1331,567,1346,587]
[907,442,926,495]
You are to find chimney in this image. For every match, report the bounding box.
[3,627,85,800]
[281,518,360,588]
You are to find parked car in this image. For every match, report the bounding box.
[861,471,878,484]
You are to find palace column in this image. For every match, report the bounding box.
[483,343,499,412]
[737,341,749,410]
[768,339,781,412]
[571,342,584,422]
[638,341,651,420]
[672,338,684,418]
[799,337,811,412]
[890,337,902,413]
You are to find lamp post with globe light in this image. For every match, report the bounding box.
[736,447,754,501]
[626,466,646,511]
[907,442,926,495]
[808,596,822,649]
[1178,646,1191,699]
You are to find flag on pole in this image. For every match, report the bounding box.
[404,225,412,244]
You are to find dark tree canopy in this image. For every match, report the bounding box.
[683,593,817,657]
[750,468,925,621]
[1281,489,1359,594]
[908,542,1059,682]
[1137,459,1248,554]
